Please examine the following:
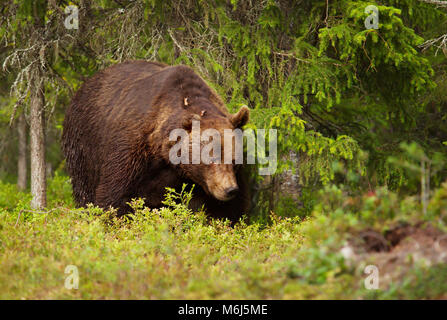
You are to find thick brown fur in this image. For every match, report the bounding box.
[62,60,251,222]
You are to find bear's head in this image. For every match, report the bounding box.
[168,102,250,201]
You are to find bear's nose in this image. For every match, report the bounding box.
[225,186,239,198]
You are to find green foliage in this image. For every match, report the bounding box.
[364,264,447,299]
[1,177,447,298]
[310,180,447,233]
[0,180,31,212]
[47,170,75,207]
[387,141,446,191]
[287,247,350,285]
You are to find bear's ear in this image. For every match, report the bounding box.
[230,105,250,128]
[182,114,201,131]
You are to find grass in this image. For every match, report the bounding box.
[1,175,447,299]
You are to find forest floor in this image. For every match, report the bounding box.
[1,175,447,299]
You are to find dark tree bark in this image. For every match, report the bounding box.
[17,113,27,191]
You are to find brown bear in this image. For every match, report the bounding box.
[62,60,251,222]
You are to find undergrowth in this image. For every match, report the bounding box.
[1,175,446,299]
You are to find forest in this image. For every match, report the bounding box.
[1,0,447,299]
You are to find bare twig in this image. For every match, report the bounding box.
[418,0,447,7]
[419,34,447,55]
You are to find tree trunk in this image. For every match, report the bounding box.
[30,80,47,209]
[17,113,27,191]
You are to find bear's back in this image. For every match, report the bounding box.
[94,61,168,114]
[100,60,168,86]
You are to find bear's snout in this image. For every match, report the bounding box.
[203,167,239,202]
[210,181,239,201]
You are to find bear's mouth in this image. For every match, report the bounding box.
[204,183,239,201]
[214,192,235,201]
